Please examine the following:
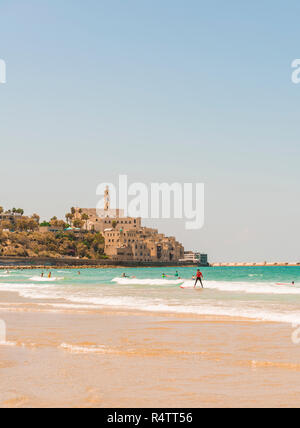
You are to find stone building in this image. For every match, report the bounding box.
[75,208,142,233]
[179,251,209,266]
[104,227,184,263]
[76,187,184,263]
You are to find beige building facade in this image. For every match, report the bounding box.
[104,227,184,263]
[75,188,184,262]
[74,208,142,233]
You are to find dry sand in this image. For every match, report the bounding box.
[1,292,300,408]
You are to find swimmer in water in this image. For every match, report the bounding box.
[48,272,52,279]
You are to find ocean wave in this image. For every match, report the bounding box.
[181,280,300,295]
[0,282,54,291]
[1,277,300,325]
[0,282,62,301]
[30,276,63,282]
[55,294,300,325]
[112,277,183,286]
[1,287,300,324]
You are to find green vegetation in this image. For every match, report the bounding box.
[0,207,24,215]
[40,221,51,227]
[0,230,105,259]
[0,216,39,232]
[0,206,105,259]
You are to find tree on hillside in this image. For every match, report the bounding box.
[65,213,73,226]
[32,213,40,223]
[50,216,58,226]
[56,220,67,229]
[73,219,84,229]
[81,213,89,230]
[40,221,51,227]
[14,208,24,215]
[0,220,12,230]
[15,217,38,232]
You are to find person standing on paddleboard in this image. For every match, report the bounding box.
[194,269,204,288]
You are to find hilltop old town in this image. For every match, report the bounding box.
[0,188,208,265]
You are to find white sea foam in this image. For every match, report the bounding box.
[30,276,63,282]
[60,343,110,354]
[113,277,300,295]
[112,277,183,286]
[1,277,300,325]
[55,294,300,325]
[0,282,62,301]
[181,280,300,295]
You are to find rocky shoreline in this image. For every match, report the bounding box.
[0,256,206,270]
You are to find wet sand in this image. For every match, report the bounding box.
[1,292,300,408]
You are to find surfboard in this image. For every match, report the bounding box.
[276,283,295,286]
[180,282,199,289]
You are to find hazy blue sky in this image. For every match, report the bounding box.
[0,0,299,262]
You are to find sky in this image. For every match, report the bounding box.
[0,0,299,262]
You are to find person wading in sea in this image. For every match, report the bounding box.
[194,269,204,289]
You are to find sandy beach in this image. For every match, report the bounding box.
[1,289,300,408]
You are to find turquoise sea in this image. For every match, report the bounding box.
[0,266,300,324]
